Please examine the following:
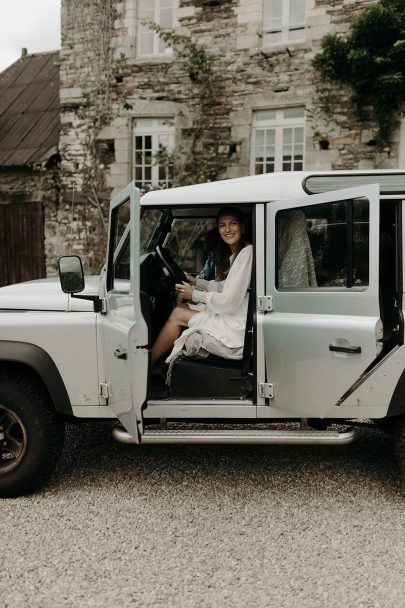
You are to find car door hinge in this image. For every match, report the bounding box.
[99,381,111,400]
[259,382,275,399]
[258,295,273,312]
[100,298,107,314]
[259,382,274,399]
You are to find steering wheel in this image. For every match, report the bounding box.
[155,246,188,284]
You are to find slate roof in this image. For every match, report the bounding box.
[0,51,59,166]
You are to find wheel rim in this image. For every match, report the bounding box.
[0,405,28,474]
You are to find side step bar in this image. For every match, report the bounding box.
[112,427,356,446]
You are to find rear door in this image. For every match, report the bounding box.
[100,183,148,440]
[263,184,382,417]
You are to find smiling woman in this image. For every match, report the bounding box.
[151,206,253,368]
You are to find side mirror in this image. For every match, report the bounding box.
[58,256,85,294]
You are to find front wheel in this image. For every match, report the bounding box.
[393,415,405,492]
[0,371,65,498]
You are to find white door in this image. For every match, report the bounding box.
[101,183,148,440]
[264,184,382,417]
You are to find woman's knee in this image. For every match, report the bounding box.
[170,304,193,326]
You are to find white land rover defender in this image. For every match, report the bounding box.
[1,171,405,497]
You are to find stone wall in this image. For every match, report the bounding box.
[59,0,402,266]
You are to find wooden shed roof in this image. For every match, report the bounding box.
[0,51,59,167]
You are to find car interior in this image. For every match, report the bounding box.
[125,204,256,401]
[113,195,401,404]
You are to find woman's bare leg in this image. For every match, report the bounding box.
[151,304,198,364]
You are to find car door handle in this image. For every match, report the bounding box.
[329,344,361,354]
[114,348,127,360]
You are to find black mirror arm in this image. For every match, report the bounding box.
[70,293,103,313]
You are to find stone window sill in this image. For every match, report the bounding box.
[127,55,174,66]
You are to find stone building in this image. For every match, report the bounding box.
[56,0,404,269]
[0,51,61,286]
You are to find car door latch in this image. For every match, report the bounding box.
[99,381,111,400]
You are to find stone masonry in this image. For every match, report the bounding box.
[59,0,404,269]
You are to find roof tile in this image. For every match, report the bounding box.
[0,52,59,166]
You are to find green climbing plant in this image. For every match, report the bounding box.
[144,22,228,185]
[312,0,405,145]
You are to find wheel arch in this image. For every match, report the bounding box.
[0,341,72,415]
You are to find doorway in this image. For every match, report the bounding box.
[0,202,46,287]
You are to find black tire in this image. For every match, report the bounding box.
[372,417,397,434]
[0,370,65,498]
[393,414,405,492]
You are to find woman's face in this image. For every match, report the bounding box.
[217,214,244,251]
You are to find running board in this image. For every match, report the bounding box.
[112,427,356,446]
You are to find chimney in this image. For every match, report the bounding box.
[21,48,28,58]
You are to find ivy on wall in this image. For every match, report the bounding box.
[312,0,405,145]
[145,22,228,186]
[63,0,121,232]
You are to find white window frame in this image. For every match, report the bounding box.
[262,0,306,46]
[251,108,306,175]
[137,0,173,58]
[133,118,175,191]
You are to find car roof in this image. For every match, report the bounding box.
[140,170,405,206]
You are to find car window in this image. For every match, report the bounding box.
[276,197,369,288]
[165,218,217,273]
[140,208,164,254]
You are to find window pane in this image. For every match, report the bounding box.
[288,27,305,41]
[284,107,305,119]
[294,126,304,143]
[254,110,277,123]
[165,219,216,272]
[136,118,154,129]
[277,202,348,288]
[139,3,154,20]
[256,130,265,145]
[283,128,293,144]
[140,208,163,255]
[289,0,305,26]
[266,0,283,19]
[266,31,282,44]
[266,130,276,145]
[160,7,173,29]
[276,199,370,289]
[140,32,154,55]
[252,109,305,175]
[134,117,175,189]
[352,198,369,285]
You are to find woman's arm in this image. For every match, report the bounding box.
[195,277,224,293]
[192,245,253,314]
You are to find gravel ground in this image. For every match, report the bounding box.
[2,422,405,608]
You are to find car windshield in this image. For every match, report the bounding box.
[140,208,164,255]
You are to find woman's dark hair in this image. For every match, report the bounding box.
[215,206,250,281]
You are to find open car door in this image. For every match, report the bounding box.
[263,183,382,417]
[101,182,148,441]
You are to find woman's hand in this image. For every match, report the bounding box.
[185,272,197,285]
[176,282,194,300]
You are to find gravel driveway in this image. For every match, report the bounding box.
[2,422,405,608]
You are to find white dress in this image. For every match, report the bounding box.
[166,244,253,363]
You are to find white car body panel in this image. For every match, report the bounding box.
[0,310,99,406]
